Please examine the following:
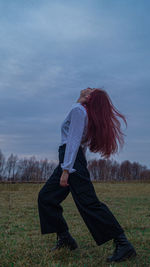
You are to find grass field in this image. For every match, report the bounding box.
[0,182,150,267]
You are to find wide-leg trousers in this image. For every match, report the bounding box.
[38,144,124,246]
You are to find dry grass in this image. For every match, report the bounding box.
[0,182,150,267]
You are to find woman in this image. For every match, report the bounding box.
[38,88,137,263]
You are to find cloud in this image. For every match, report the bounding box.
[0,0,150,167]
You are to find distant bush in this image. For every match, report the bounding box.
[0,149,149,182]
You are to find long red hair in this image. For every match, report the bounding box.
[82,88,127,158]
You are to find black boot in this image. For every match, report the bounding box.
[50,231,78,251]
[106,232,137,262]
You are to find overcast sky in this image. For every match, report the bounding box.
[0,0,150,168]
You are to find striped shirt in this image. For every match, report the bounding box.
[60,102,88,173]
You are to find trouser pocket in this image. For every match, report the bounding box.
[71,179,99,206]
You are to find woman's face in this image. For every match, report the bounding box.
[80,88,96,101]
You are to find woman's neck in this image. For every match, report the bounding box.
[76,96,86,104]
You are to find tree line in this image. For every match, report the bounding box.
[0,149,150,182]
[88,158,150,181]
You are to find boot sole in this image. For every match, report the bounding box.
[106,249,137,263]
[65,237,78,250]
[69,243,78,250]
[50,240,78,252]
[115,249,137,262]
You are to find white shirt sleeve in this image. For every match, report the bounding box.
[61,106,86,173]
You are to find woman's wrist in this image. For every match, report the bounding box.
[63,169,69,174]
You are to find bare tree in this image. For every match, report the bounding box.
[110,160,120,181]
[0,148,150,182]
[5,153,18,180]
[0,150,5,180]
[140,170,150,181]
[119,160,132,180]
[39,159,56,180]
[88,159,98,180]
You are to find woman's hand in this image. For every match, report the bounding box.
[60,170,69,187]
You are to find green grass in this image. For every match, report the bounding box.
[0,182,150,267]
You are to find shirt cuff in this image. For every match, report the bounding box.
[61,163,76,174]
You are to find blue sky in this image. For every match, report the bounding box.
[0,0,150,168]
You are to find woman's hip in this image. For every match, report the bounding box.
[58,143,89,179]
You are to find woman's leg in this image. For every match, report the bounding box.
[68,173,124,246]
[38,165,70,235]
